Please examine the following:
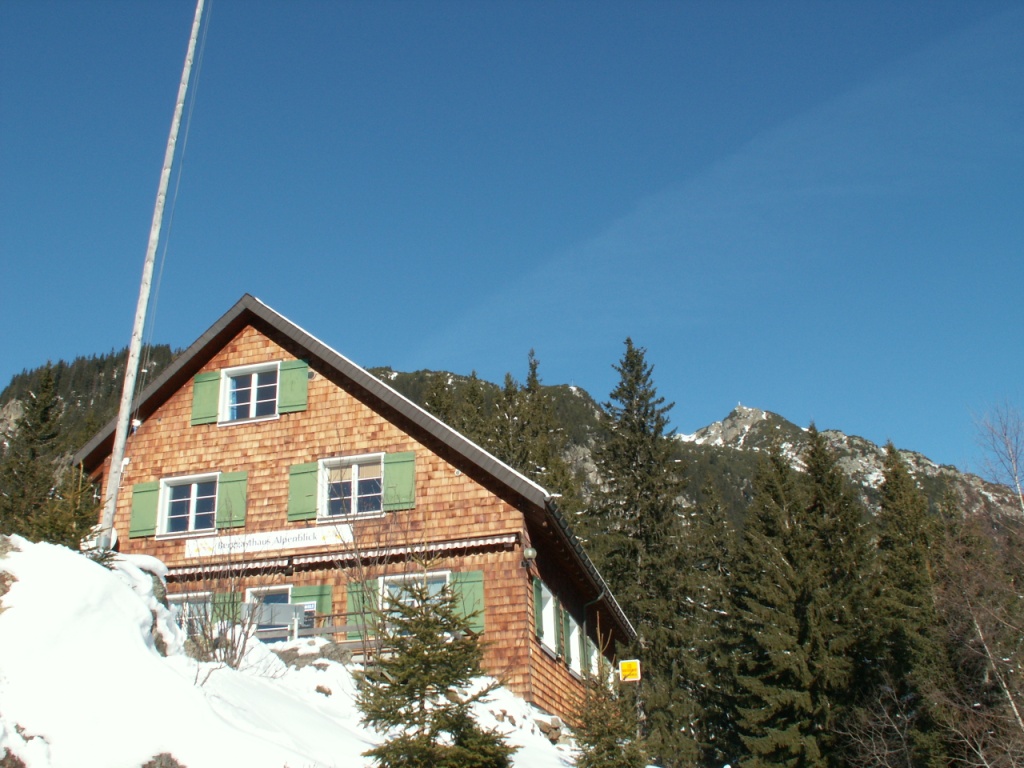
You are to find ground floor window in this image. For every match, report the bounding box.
[168,592,212,636]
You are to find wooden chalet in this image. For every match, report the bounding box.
[74,294,635,721]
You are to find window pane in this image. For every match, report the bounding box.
[355,461,382,513]
[253,370,278,417]
[167,501,189,533]
[195,481,217,503]
[169,485,192,502]
[229,374,253,420]
[165,479,218,533]
[327,481,347,516]
[357,477,382,513]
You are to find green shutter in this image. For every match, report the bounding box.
[347,580,379,640]
[533,578,544,639]
[129,481,160,538]
[212,592,242,623]
[216,472,247,529]
[292,585,333,617]
[288,462,319,521]
[278,359,309,414]
[191,371,221,425]
[451,570,485,634]
[382,451,415,511]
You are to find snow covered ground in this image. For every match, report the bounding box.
[0,537,577,768]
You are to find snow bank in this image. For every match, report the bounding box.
[0,537,575,768]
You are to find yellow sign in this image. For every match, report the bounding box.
[619,659,641,682]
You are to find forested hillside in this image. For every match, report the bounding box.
[0,345,176,457]
[3,345,1024,767]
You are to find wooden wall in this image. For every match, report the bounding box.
[100,324,594,721]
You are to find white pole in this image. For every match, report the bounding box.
[97,0,205,552]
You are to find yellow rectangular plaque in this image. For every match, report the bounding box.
[619,659,641,682]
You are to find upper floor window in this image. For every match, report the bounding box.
[225,365,278,421]
[130,471,248,539]
[190,359,309,427]
[323,455,383,517]
[164,474,219,534]
[287,451,415,523]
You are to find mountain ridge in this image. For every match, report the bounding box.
[2,354,1019,524]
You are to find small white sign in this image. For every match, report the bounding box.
[184,525,353,559]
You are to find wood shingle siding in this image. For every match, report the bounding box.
[75,295,635,723]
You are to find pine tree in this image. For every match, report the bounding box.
[485,352,583,514]
[799,426,872,730]
[574,661,647,768]
[678,482,737,764]
[847,444,951,768]
[455,371,489,445]
[581,338,686,592]
[424,372,458,425]
[357,578,516,768]
[729,449,820,768]
[728,429,871,768]
[0,366,65,540]
[580,338,694,767]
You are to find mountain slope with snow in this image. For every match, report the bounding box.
[678,405,1018,516]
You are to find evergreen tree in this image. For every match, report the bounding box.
[847,444,950,768]
[580,338,694,767]
[799,426,872,731]
[33,465,98,550]
[581,338,686,592]
[729,449,820,768]
[573,662,647,768]
[0,365,62,539]
[455,371,489,445]
[677,482,737,764]
[485,352,583,514]
[932,497,1024,765]
[424,371,458,425]
[728,429,871,768]
[357,578,516,768]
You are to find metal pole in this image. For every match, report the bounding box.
[97,0,205,552]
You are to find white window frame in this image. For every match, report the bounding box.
[246,585,293,631]
[168,591,212,637]
[567,613,583,674]
[157,472,220,538]
[537,581,558,653]
[381,571,451,615]
[318,453,385,520]
[219,362,281,424]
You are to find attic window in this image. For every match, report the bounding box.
[223,363,279,422]
[190,360,308,427]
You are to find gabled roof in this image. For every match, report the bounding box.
[75,294,635,644]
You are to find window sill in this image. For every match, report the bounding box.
[538,641,563,663]
[315,512,385,525]
[216,414,280,427]
[155,529,218,542]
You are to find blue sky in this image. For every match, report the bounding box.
[2,1,1021,472]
